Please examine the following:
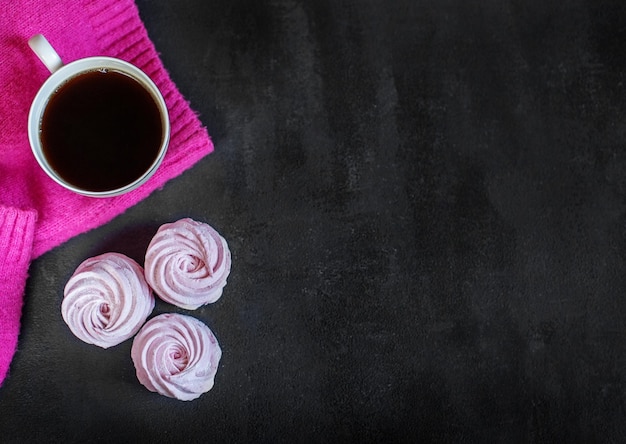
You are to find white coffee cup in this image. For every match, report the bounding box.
[27,34,170,197]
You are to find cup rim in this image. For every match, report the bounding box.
[28,56,170,198]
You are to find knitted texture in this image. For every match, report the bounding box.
[0,208,36,384]
[0,0,214,385]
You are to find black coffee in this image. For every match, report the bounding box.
[40,69,163,192]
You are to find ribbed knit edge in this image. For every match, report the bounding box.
[83,0,153,64]
[0,206,37,386]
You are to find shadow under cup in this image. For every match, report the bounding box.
[28,57,170,198]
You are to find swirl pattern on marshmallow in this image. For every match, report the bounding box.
[144,218,231,309]
[61,253,155,349]
[131,313,222,401]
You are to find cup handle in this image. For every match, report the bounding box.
[28,34,63,73]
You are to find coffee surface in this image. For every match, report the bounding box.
[40,69,163,192]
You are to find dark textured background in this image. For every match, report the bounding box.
[2,0,626,442]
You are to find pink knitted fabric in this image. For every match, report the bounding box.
[0,0,214,385]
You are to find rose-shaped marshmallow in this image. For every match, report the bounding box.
[131,313,222,400]
[61,253,155,348]
[144,218,231,309]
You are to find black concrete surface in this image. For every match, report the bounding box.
[2,0,626,442]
